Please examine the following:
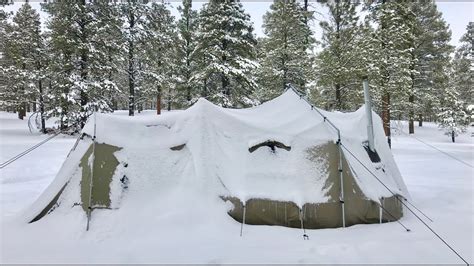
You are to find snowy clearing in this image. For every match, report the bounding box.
[0,110,473,264]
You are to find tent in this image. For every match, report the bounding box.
[23,89,409,230]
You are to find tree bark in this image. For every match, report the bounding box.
[168,86,172,111]
[156,94,161,115]
[19,62,26,120]
[408,94,414,134]
[451,130,455,143]
[157,85,162,115]
[38,78,46,133]
[335,83,342,110]
[382,92,391,148]
[418,114,423,127]
[79,0,88,128]
[18,103,26,120]
[128,10,135,117]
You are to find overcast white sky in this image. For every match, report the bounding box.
[3,1,473,48]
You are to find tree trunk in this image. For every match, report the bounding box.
[38,79,46,133]
[185,1,192,103]
[451,130,455,143]
[112,98,117,111]
[168,87,172,111]
[408,94,414,134]
[202,77,208,98]
[128,11,135,117]
[335,83,342,110]
[222,74,229,97]
[19,62,26,120]
[418,114,423,127]
[79,0,88,128]
[156,94,161,115]
[18,103,26,120]
[382,92,391,148]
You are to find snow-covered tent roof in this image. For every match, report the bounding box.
[22,89,409,229]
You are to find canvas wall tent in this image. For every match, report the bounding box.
[21,89,409,230]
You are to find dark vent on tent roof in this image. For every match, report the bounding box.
[363,143,381,163]
[249,141,291,153]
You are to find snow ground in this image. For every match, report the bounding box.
[0,111,473,264]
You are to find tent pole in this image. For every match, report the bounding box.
[337,131,346,228]
[86,112,97,231]
[299,208,309,240]
[240,203,246,237]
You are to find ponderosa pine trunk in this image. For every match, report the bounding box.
[18,63,26,120]
[168,87,172,111]
[18,103,26,120]
[128,10,135,117]
[409,94,414,134]
[380,3,391,148]
[38,78,46,133]
[156,90,161,115]
[335,83,342,110]
[79,0,88,128]
[382,92,391,148]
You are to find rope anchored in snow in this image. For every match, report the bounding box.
[286,84,469,265]
[402,197,433,223]
[0,117,89,170]
[399,130,473,169]
[0,132,61,170]
[341,144,469,266]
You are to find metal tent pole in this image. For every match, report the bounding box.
[86,112,97,231]
[240,203,246,237]
[336,131,346,228]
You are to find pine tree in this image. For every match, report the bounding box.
[175,0,200,106]
[90,2,122,112]
[438,86,469,143]
[317,0,361,111]
[118,1,151,116]
[195,0,258,107]
[365,1,415,145]
[43,1,120,128]
[452,22,473,114]
[257,0,314,102]
[141,2,176,114]
[2,3,45,125]
[407,1,453,133]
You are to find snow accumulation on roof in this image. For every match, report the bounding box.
[73,89,408,208]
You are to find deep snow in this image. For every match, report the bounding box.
[0,107,472,264]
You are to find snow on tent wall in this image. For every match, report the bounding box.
[22,89,408,228]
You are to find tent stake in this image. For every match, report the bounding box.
[86,112,97,231]
[240,204,246,237]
